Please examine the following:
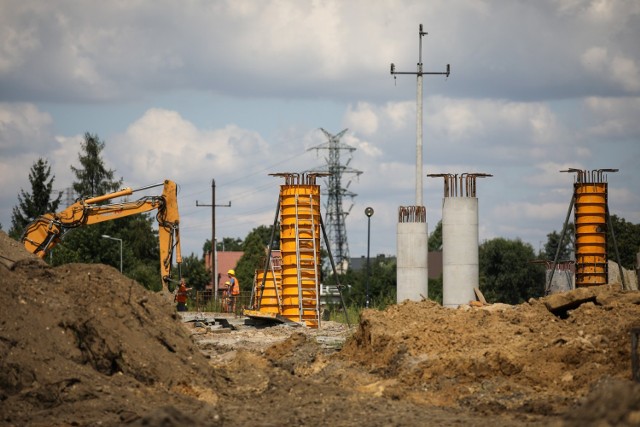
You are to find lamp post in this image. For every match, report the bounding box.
[365,207,374,308]
[101,234,123,273]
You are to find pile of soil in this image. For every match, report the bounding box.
[2,229,640,426]
[341,292,640,421]
[0,232,221,426]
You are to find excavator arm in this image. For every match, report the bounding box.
[21,180,182,293]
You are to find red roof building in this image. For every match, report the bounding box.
[205,251,243,293]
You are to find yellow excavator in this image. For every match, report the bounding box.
[21,179,182,293]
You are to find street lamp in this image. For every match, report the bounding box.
[101,234,123,273]
[365,207,374,308]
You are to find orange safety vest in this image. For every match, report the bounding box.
[176,284,188,303]
[230,277,240,296]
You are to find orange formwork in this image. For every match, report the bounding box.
[279,183,322,328]
[574,182,608,287]
[253,269,282,314]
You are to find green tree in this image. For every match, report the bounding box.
[428,220,443,304]
[181,254,210,291]
[98,216,161,290]
[543,224,574,261]
[202,237,243,255]
[9,158,62,239]
[71,133,122,197]
[479,238,545,304]
[51,133,123,266]
[607,214,640,270]
[428,276,443,304]
[429,220,443,251]
[236,225,275,294]
[50,133,164,290]
[342,256,396,309]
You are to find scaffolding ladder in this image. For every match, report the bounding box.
[294,193,320,327]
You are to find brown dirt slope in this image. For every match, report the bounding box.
[0,232,221,426]
[340,290,640,421]
[3,229,640,426]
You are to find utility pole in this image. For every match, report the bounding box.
[196,179,231,302]
[391,24,450,206]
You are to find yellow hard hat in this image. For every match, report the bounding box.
[228,269,235,275]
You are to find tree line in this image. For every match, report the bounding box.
[3,133,639,308]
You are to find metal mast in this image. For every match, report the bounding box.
[308,128,362,273]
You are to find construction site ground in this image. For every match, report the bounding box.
[2,230,640,426]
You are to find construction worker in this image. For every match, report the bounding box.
[222,281,231,313]
[175,279,192,312]
[228,269,240,313]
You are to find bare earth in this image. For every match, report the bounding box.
[1,230,640,426]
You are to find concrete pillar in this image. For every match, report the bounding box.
[442,197,478,307]
[397,220,428,302]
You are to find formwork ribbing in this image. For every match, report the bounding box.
[253,269,282,314]
[279,184,322,328]
[574,181,608,287]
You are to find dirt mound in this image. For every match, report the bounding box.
[340,290,640,420]
[0,231,221,426]
[4,228,640,426]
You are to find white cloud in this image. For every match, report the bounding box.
[493,201,569,222]
[109,108,270,185]
[426,97,571,164]
[383,102,414,130]
[1,1,639,258]
[583,96,640,138]
[1,0,637,103]
[344,102,379,136]
[611,55,640,92]
[523,162,586,187]
[582,47,640,92]
[0,103,55,154]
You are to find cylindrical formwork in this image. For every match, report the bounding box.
[397,206,428,302]
[442,197,478,307]
[574,182,608,287]
[254,269,282,314]
[280,185,321,328]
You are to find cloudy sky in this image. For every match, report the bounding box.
[1,0,639,261]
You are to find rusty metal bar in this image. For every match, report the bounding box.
[270,172,331,186]
[398,205,426,223]
[428,172,492,198]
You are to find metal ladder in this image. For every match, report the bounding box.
[270,255,283,314]
[294,193,320,327]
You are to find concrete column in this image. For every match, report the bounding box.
[397,221,428,302]
[442,197,478,307]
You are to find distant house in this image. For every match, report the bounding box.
[205,251,243,294]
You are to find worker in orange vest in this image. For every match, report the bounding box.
[228,269,240,313]
[175,278,192,312]
[222,281,231,313]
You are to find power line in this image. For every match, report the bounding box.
[308,128,362,273]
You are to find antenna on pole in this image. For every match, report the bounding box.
[390,24,450,207]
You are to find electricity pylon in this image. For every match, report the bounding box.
[308,128,362,273]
